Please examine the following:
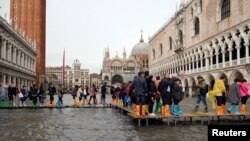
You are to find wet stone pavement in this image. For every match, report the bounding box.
[0,94,249,141]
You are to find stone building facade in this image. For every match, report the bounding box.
[90,73,101,88]
[149,0,250,96]
[0,16,36,89]
[10,0,46,84]
[46,59,90,88]
[102,35,149,85]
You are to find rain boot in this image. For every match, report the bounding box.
[146,105,149,115]
[177,105,182,115]
[141,105,146,116]
[221,104,226,114]
[204,107,208,113]
[154,103,159,113]
[216,106,223,115]
[132,104,136,113]
[172,105,179,116]
[193,105,199,112]
[135,105,140,116]
[227,104,233,113]
[8,101,12,107]
[234,105,241,115]
[164,105,170,117]
[0,101,4,107]
[240,104,247,114]
[161,105,165,116]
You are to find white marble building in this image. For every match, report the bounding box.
[149,0,250,96]
[0,16,36,88]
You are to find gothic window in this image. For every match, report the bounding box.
[194,17,200,35]
[221,0,230,20]
[152,49,155,59]
[178,30,183,44]
[160,43,163,55]
[169,37,173,50]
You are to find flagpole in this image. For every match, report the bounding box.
[63,48,65,86]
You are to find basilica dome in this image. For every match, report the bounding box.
[131,35,149,56]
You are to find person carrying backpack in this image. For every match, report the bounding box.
[193,76,208,113]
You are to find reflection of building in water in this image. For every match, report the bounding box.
[149,0,250,96]
[101,34,149,85]
[46,59,90,87]
[0,16,36,89]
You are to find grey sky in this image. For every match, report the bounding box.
[0,0,181,73]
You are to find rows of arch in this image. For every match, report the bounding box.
[150,21,250,76]
[180,69,246,96]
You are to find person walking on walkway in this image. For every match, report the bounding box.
[239,79,249,114]
[193,76,208,113]
[30,84,38,108]
[226,79,241,115]
[172,78,184,116]
[38,83,45,106]
[148,75,157,116]
[20,86,28,107]
[56,84,64,108]
[154,76,162,113]
[131,71,148,116]
[158,73,173,116]
[72,85,78,107]
[48,84,56,106]
[208,76,227,115]
[101,82,107,104]
[88,84,97,105]
[82,86,88,106]
[0,83,7,107]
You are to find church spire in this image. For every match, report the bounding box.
[140,29,144,43]
[123,47,126,60]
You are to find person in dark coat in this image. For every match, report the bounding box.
[48,84,56,106]
[171,78,184,116]
[148,76,157,116]
[131,71,148,116]
[226,79,241,114]
[158,73,173,116]
[101,82,107,104]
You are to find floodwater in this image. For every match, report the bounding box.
[0,94,249,141]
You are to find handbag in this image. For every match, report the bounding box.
[18,92,24,98]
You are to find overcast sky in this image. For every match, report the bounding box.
[0,0,181,73]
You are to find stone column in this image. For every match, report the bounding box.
[188,60,191,74]
[210,53,213,70]
[8,75,11,84]
[221,43,226,68]
[243,35,249,63]
[189,86,193,97]
[200,55,203,70]
[205,51,209,71]
[3,73,6,85]
[192,56,195,73]
[8,44,12,62]
[13,47,16,64]
[215,49,219,69]
[13,76,16,86]
[1,39,6,59]
[195,55,199,72]
[235,39,241,65]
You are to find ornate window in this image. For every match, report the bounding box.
[178,30,183,44]
[194,17,200,35]
[160,43,163,55]
[221,0,230,20]
[169,37,172,50]
[152,49,155,59]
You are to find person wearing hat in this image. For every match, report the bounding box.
[193,76,208,113]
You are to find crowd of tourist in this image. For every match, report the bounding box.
[111,71,250,116]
